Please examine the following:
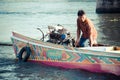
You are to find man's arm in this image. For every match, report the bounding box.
[75,19,81,46]
[87,19,94,46]
[76,27,80,40]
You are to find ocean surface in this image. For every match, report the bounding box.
[0,0,120,80]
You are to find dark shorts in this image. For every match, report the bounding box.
[79,37,88,47]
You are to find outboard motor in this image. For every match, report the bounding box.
[47,25,72,46]
[38,24,75,47]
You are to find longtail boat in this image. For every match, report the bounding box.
[11,32,120,76]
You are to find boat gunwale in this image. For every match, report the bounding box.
[11,35,120,58]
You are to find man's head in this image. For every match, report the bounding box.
[77,10,86,22]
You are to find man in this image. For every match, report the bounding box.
[75,10,97,47]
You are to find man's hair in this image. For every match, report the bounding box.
[77,10,85,16]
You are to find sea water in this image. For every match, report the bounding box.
[0,0,120,80]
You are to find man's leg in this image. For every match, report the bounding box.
[79,37,88,47]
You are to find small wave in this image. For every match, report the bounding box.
[0,11,34,15]
[0,11,74,15]
[0,42,12,46]
[0,70,12,73]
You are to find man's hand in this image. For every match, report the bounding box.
[90,43,93,47]
[75,39,79,47]
[89,39,97,47]
[89,41,93,47]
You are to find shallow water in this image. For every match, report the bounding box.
[0,46,120,80]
